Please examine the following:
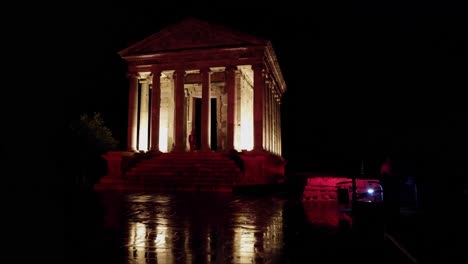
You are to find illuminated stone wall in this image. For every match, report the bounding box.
[159,71,175,152]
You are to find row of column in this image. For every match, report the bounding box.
[266,78,282,155]
[260,72,282,155]
[127,64,281,155]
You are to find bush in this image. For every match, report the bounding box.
[68,112,119,188]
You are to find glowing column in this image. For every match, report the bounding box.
[159,71,174,152]
[150,68,162,153]
[226,65,237,150]
[278,93,282,155]
[173,69,186,152]
[264,78,269,152]
[200,68,211,151]
[267,80,272,152]
[271,83,275,153]
[127,72,139,151]
[278,100,282,155]
[252,64,265,151]
[138,78,150,151]
[270,91,276,153]
[234,70,242,150]
[274,91,279,155]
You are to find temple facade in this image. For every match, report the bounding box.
[119,17,286,155]
[96,18,287,191]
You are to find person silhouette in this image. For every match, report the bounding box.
[188,130,197,151]
[380,156,399,225]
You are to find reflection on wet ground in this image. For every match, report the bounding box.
[68,190,397,264]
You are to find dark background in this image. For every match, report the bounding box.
[4,0,465,195]
[56,2,467,176]
[1,1,466,261]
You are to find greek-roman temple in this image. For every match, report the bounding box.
[96,18,287,191]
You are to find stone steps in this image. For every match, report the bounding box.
[95,151,242,192]
[94,180,234,192]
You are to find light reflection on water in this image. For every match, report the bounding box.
[72,190,396,263]
[97,192,288,264]
[302,202,351,230]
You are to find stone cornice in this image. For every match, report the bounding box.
[121,46,261,63]
[127,57,262,73]
[264,41,286,94]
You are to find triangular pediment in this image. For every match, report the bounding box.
[119,17,267,57]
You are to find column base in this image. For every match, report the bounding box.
[149,149,162,155]
[251,147,267,154]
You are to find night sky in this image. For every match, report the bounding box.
[6,2,466,180]
[0,2,465,261]
[46,2,465,176]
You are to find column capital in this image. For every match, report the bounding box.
[138,72,151,79]
[199,67,212,74]
[225,65,238,71]
[251,63,267,79]
[251,63,265,71]
[173,69,186,80]
[151,69,162,84]
[151,66,162,75]
[161,70,174,80]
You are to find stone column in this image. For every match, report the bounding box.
[200,67,211,151]
[225,65,236,150]
[150,68,162,153]
[278,99,282,156]
[270,84,276,153]
[234,70,242,150]
[127,72,139,151]
[273,91,278,155]
[264,78,268,152]
[173,69,186,152]
[252,64,265,151]
[138,78,150,150]
[267,80,272,152]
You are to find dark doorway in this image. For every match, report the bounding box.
[211,98,217,150]
[194,98,202,150]
[193,98,218,150]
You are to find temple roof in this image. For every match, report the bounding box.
[119,17,286,94]
[119,17,268,57]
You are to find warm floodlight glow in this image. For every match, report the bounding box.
[235,68,254,151]
[239,121,253,150]
[159,127,168,152]
[155,223,168,247]
[138,83,150,151]
[138,128,149,151]
[159,94,170,153]
[233,224,255,262]
[128,222,147,262]
[154,215,174,263]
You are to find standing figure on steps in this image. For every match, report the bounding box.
[189,130,197,151]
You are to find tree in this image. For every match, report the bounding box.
[68,112,119,188]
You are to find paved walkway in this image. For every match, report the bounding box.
[385,205,465,264]
[65,190,414,264]
[385,208,422,264]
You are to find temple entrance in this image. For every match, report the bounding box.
[193,98,218,151]
[210,98,217,150]
[193,98,202,150]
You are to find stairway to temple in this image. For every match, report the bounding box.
[94,151,243,192]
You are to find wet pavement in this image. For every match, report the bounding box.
[67,190,411,263]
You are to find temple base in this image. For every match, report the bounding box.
[95,150,286,192]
